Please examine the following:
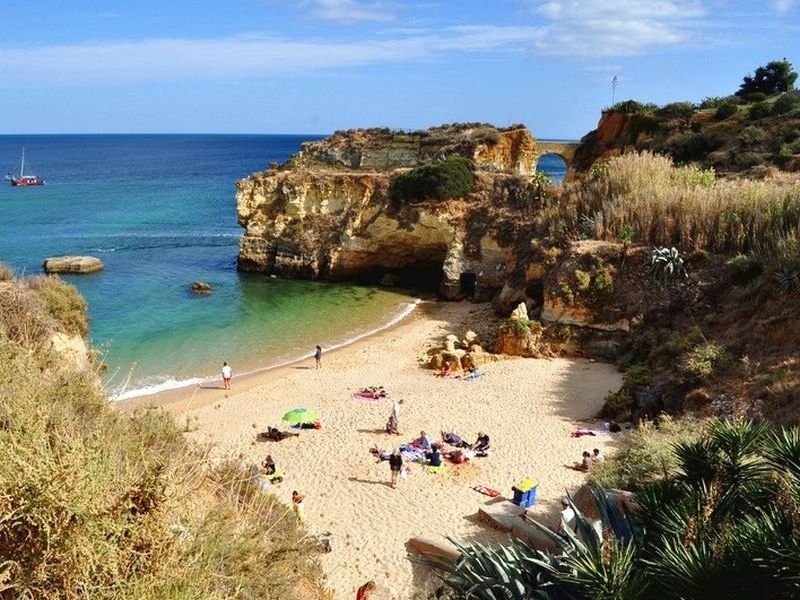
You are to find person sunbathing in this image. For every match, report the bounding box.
[263,427,299,442]
[473,431,491,455]
[444,449,468,464]
[369,445,391,461]
[441,430,470,448]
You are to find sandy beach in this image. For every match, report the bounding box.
[123,301,622,600]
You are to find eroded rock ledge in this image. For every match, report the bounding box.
[236,123,539,299]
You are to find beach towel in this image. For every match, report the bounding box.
[473,485,500,497]
[353,392,383,401]
[570,427,608,437]
[426,464,446,475]
[462,370,484,381]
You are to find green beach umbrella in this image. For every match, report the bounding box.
[282,407,319,424]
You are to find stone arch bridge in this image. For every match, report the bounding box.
[535,140,579,180]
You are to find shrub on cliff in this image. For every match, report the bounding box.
[0,278,329,599]
[772,92,800,115]
[25,275,89,337]
[590,414,703,491]
[714,102,738,120]
[390,155,474,203]
[604,99,658,114]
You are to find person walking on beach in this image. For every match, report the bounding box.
[221,361,232,390]
[387,398,404,434]
[292,490,305,523]
[389,449,403,488]
[314,345,322,370]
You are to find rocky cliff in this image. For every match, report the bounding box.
[236,124,540,298]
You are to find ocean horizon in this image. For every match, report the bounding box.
[0,134,567,399]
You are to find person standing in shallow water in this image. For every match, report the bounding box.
[314,345,322,370]
[221,361,232,390]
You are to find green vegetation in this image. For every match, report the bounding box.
[591,414,703,491]
[736,59,798,97]
[578,60,800,176]
[604,100,658,114]
[389,155,474,203]
[646,246,687,284]
[681,341,733,378]
[436,419,800,599]
[0,278,328,599]
[713,102,738,120]
[500,316,541,337]
[773,92,800,115]
[749,100,772,120]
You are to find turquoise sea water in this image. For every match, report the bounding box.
[0,135,565,398]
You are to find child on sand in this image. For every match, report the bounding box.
[314,345,322,369]
[292,490,305,523]
[570,451,592,472]
[221,361,232,390]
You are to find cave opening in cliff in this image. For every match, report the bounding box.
[459,272,476,299]
[526,279,544,311]
[535,154,567,185]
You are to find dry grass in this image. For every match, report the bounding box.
[0,278,329,600]
[25,276,89,337]
[544,152,800,259]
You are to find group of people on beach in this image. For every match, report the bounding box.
[572,448,604,472]
[381,426,492,488]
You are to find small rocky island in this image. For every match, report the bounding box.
[43,256,104,274]
[235,123,576,302]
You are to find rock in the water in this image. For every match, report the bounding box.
[43,256,104,274]
[191,281,214,295]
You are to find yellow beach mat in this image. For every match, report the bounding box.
[426,465,446,475]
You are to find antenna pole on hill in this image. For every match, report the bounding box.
[611,76,618,105]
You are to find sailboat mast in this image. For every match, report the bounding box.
[20,147,25,178]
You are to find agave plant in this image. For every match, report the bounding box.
[646,246,687,283]
[773,266,800,293]
[431,420,800,600]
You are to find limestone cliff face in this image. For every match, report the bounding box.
[236,124,538,298]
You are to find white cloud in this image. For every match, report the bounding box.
[303,0,393,23]
[0,27,538,86]
[772,0,794,13]
[528,0,706,56]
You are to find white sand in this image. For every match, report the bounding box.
[137,302,622,599]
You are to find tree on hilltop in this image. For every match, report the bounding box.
[736,58,798,97]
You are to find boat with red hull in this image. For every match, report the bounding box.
[6,148,45,186]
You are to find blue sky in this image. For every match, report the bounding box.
[1,0,798,138]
